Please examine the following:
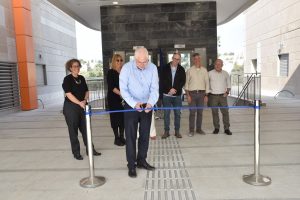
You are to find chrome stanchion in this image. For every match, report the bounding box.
[243,100,271,186]
[80,105,106,188]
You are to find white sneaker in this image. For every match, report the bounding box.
[188,132,194,137]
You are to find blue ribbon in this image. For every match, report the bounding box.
[87,105,259,116]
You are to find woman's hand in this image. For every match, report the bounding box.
[79,100,86,109]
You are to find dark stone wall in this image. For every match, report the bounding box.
[100,2,217,70]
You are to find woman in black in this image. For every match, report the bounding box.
[107,54,125,146]
[62,59,101,160]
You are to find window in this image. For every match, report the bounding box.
[167,52,191,71]
[36,64,47,86]
[279,54,289,77]
[0,62,20,111]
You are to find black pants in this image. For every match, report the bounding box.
[63,101,87,155]
[109,112,124,129]
[124,103,152,169]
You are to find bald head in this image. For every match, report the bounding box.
[135,47,149,69]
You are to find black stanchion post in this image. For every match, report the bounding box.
[80,105,106,188]
[243,100,271,186]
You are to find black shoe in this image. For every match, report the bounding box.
[128,168,137,178]
[161,131,170,139]
[196,129,206,135]
[213,128,219,134]
[74,154,83,160]
[120,137,126,145]
[92,150,101,156]
[114,138,124,146]
[225,129,232,135]
[86,149,102,156]
[175,131,182,138]
[137,161,155,170]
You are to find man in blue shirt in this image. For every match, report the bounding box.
[119,47,159,178]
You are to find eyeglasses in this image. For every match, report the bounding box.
[116,59,123,62]
[136,60,149,65]
[172,57,180,61]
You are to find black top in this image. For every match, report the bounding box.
[107,69,123,110]
[161,62,186,96]
[62,74,88,103]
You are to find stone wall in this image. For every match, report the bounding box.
[101,2,217,72]
[31,0,77,105]
[244,0,300,96]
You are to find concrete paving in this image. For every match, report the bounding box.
[0,97,300,200]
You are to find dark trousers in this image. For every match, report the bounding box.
[208,94,230,130]
[109,112,124,129]
[189,91,205,132]
[163,95,182,131]
[63,101,87,155]
[124,103,152,169]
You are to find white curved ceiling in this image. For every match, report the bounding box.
[48,0,257,31]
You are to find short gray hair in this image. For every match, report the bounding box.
[134,47,149,60]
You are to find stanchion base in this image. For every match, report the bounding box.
[80,176,106,188]
[243,174,271,186]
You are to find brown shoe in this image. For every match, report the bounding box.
[161,131,170,139]
[196,129,206,135]
[175,131,182,138]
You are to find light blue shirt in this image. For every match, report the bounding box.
[119,60,159,108]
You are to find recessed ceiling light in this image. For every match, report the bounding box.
[112,1,118,5]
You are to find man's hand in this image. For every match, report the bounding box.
[187,95,192,104]
[134,102,144,112]
[168,88,177,95]
[204,95,208,103]
[144,103,152,113]
[223,91,229,97]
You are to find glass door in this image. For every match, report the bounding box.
[167,51,192,71]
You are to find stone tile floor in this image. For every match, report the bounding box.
[0,97,299,200]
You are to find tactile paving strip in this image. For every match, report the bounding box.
[144,136,197,200]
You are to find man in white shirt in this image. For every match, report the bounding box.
[208,59,232,135]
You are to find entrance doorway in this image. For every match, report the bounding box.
[167,51,191,71]
[167,48,207,71]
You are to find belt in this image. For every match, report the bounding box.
[190,90,205,93]
[210,93,224,96]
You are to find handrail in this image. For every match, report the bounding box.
[274,90,295,99]
[233,74,254,106]
[86,78,105,109]
[232,72,261,106]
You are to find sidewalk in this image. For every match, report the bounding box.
[0,97,300,200]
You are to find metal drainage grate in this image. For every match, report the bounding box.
[144,136,197,200]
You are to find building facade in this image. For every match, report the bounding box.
[244,0,300,97]
[0,0,76,112]
[101,2,217,72]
